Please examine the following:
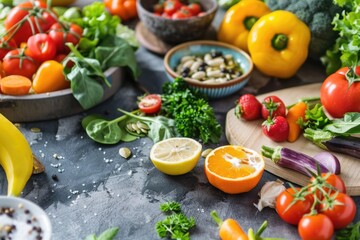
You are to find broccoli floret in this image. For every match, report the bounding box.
[264,0,342,60]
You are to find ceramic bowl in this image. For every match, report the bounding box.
[137,0,218,44]
[0,196,52,240]
[164,40,254,98]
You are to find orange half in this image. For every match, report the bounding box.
[205,145,265,194]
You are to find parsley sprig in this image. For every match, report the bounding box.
[156,201,196,240]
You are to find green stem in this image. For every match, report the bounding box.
[210,210,223,228]
[271,34,288,51]
[243,16,258,31]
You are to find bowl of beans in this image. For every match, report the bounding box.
[164,40,254,98]
[137,0,218,44]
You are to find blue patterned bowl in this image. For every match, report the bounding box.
[164,40,253,98]
[137,0,218,44]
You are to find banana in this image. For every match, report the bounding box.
[0,114,33,196]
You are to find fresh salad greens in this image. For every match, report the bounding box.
[156,201,196,240]
[84,227,119,240]
[58,2,139,109]
[161,78,222,144]
[321,0,360,74]
[336,220,360,240]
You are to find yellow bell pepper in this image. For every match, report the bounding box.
[248,10,311,79]
[217,0,271,53]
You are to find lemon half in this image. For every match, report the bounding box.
[149,137,202,175]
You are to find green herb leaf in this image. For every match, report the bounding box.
[324,112,360,134]
[84,234,97,240]
[336,221,360,240]
[161,78,222,144]
[85,118,124,144]
[160,201,182,213]
[301,104,331,130]
[97,227,120,240]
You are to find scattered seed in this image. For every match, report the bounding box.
[119,147,132,159]
[201,148,213,158]
[30,127,41,133]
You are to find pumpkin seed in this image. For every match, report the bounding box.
[137,121,149,130]
[119,147,132,159]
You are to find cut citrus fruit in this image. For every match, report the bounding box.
[149,137,202,175]
[205,145,265,194]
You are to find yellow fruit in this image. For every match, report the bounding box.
[0,114,33,196]
[149,137,202,175]
[205,145,265,194]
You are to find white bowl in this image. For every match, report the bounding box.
[0,196,51,240]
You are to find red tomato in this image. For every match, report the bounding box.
[320,66,360,118]
[187,3,202,15]
[26,33,56,63]
[104,0,137,21]
[0,37,17,60]
[172,10,190,19]
[261,95,286,119]
[153,3,164,15]
[4,1,57,45]
[319,192,356,229]
[275,188,314,225]
[48,22,83,54]
[310,173,346,196]
[138,94,162,114]
[3,49,39,79]
[164,0,183,16]
[298,214,334,240]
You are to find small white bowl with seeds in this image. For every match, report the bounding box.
[0,196,51,240]
[164,40,253,98]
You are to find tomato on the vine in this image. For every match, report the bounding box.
[48,22,83,54]
[138,94,162,114]
[26,33,57,63]
[320,66,360,118]
[319,192,356,230]
[104,0,138,21]
[4,1,58,45]
[298,214,334,240]
[3,49,39,79]
[0,37,17,59]
[275,188,314,225]
[310,173,346,196]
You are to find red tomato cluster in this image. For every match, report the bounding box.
[235,94,289,142]
[276,173,356,240]
[153,0,204,19]
[0,0,83,95]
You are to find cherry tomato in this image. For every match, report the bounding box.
[310,173,346,196]
[153,3,164,15]
[3,49,38,79]
[138,94,162,114]
[319,192,356,229]
[261,95,286,119]
[187,3,201,15]
[4,1,57,45]
[0,37,17,60]
[320,66,360,118]
[48,22,83,54]
[26,33,57,63]
[298,214,334,240]
[275,188,314,225]
[164,0,183,16]
[104,0,138,21]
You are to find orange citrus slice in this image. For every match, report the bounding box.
[205,145,265,194]
[150,137,202,175]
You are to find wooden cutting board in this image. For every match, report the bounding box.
[225,83,360,196]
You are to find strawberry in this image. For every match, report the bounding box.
[262,116,289,142]
[261,95,286,119]
[235,94,262,120]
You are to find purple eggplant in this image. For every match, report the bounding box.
[261,146,332,176]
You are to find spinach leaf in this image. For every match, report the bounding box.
[94,35,139,77]
[86,118,123,144]
[118,109,179,143]
[84,227,119,240]
[324,112,360,134]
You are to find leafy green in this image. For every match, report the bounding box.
[116,24,139,49]
[118,109,179,143]
[156,201,196,240]
[161,78,222,144]
[336,221,360,240]
[299,104,331,130]
[84,227,119,240]
[0,3,11,35]
[321,0,360,74]
[160,201,182,213]
[324,112,360,134]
